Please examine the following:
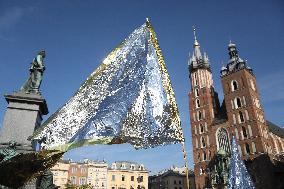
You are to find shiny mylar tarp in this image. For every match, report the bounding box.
[228,137,255,189]
[32,21,184,151]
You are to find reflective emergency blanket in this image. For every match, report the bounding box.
[32,21,184,151]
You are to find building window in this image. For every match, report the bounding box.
[200,137,206,148]
[199,124,204,134]
[122,175,125,181]
[139,165,144,170]
[112,175,115,181]
[111,163,117,169]
[71,167,77,173]
[179,180,182,184]
[234,97,242,108]
[245,143,251,154]
[231,80,238,91]
[70,176,76,185]
[131,176,134,181]
[197,110,202,121]
[242,126,248,139]
[197,152,200,162]
[239,111,245,123]
[79,177,86,185]
[121,163,126,169]
[174,180,177,184]
[195,88,199,97]
[196,99,201,108]
[81,168,86,173]
[217,128,230,153]
[203,151,207,161]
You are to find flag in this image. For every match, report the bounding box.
[32,20,184,151]
[228,137,255,189]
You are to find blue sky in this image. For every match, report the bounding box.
[0,0,283,174]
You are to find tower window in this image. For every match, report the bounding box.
[239,111,245,123]
[242,126,248,139]
[231,80,238,91]
[197,152,200,162]
[195,88,199,97]
[217,128,230,153]
[199,124,204,134]
[196,99,201,108]
[197,110,202,121]
[234,97,242,108]
[245,143,251,154]
[203,151,207,161]
[200,137,206,148]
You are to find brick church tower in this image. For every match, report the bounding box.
[188,30,284,189]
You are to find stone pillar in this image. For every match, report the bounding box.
[0,91,48,153]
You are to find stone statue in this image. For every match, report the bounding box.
[0,141,19,164]
[21,50,46,94]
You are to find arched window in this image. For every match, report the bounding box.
[200,137,206,148]
[216,128,230,153]
[195,88,199,97]
[196,99,201,108]
[203,151,207,161]
[208,150,211,160]
[197,110,202,121]
[234,97,242,108]
[239,111,245,123]
[199,124,204,134]
[245,143,251,154]
[242,126,248,139]
[231,80,238,91]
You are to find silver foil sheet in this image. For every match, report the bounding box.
[32,21,184,151]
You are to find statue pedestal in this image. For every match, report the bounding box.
[0,91,48,152]
[0,91,48,189]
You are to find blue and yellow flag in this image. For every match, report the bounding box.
[32,20,184,152]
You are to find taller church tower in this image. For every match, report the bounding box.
[188,28,221,188]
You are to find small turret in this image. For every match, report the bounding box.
[221,41,253,76]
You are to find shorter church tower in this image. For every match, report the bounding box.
[220,42,271,159]
[188,28,220,188]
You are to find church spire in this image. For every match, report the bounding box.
[188,26,210,73]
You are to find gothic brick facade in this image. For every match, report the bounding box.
[188,31,284,189]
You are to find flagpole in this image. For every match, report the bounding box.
[181,142,190,189]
